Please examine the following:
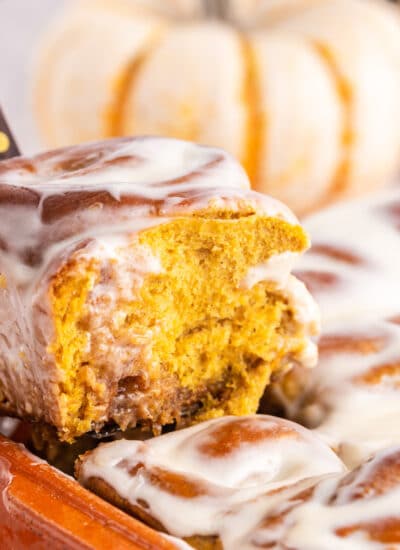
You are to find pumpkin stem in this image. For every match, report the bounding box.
[203,0,230,21]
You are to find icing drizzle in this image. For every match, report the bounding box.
[286,186,400,468]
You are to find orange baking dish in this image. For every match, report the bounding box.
[0,434,176,550]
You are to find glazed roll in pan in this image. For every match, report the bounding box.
[269,184,400,468]
[77,415,400,549]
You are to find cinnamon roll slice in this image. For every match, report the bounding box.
[0,136,318,441]
[76,414,344,549]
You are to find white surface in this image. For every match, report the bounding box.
[0,0,67,154]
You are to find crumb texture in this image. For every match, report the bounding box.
[48,213,309,441]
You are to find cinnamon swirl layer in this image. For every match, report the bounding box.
[245,446,400,549]
[77,415,400,549]
[76,414,345,548]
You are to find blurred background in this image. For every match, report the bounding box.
[0,0,66,153]
[1,0,400,216]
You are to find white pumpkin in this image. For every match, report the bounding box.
[34,0,400,215]
[250,32,343,212]
[121,23,250,173]
[34,1,166,146]
[269,0,400,197]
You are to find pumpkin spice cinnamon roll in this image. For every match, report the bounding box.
[245,445,400,549]
[77,416,400,549]
[0,136,319,441]
[262,186,400,468]
[76,414,345,549]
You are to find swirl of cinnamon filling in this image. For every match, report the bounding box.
[76,415,345,544]
[249,446,400,549]
[0,136,296,280]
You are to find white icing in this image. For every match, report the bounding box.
[240,251,300,289]
[78,236,163,302]
[161,533,193,550]
[277,487,400,550]
[0,136,298,289]
[283,274,320,369]
[82,422,400,548]
[280,184,400,468]
[153,443,400,550]
[286,274,321,330]
[256,446,400,550]
[5,138,249,197]
[300,187,400,325]
[316,384,400,470]
[79,415,345,543]
[1,136,297,227]
[0,418,19,438]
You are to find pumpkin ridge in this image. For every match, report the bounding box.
[32,24,77,147]
[106,28,165,138]
[311,40,353,199]
[240,35,264,187]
